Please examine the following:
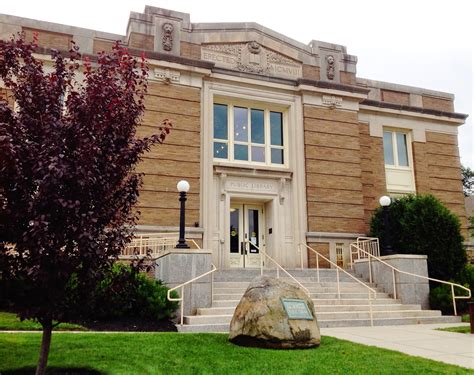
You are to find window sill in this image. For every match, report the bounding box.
[214,162,293,179]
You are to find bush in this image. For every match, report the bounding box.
[87,263,179,321]
[370,194,466,282]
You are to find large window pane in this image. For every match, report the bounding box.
[234,144,248,161]
[270,111,283,146]
[396,133,409,166]
[251,146,265,162]
[234,107,248,142]
[383,131,394,165]
[213,104,228,140]
[214,142,228,159]
[271,148,284,164]
[251,109,265,144]
[230,208,239,253]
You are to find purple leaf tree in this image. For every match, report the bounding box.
[0,35,171,375]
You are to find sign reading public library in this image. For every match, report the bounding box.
[281,298,314,320]
[201,42,302,80]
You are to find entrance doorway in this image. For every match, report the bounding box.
[229,204,265,268]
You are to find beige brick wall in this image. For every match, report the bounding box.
[359,123,387,230]
[340,71,356,85]
[381,89,410,106]
[302,64,320,80]
[304,106,365,234]
[181,41,201,60]
[129,32,154,51]
[415,132,468,236]
[23,27,72,51]
[307,242,330,268]
[93,39,115,53]
[422,96,454,112]
[136,83,201,227]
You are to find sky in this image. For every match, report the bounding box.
[1,0,473,168]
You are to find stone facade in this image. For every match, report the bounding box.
[0,6,468,269]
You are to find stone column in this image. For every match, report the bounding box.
[155,249,213,316]
[353,254,430,309]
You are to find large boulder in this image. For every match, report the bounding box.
[229,276,320,349]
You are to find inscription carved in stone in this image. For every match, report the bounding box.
[162,22,174,51]
[201,42,302,79]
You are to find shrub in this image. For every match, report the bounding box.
[370,194,466,282]
[87,263,179,321]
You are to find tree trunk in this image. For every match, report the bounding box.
[36,319,53,375]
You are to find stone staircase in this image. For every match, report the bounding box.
[177,269,461,332]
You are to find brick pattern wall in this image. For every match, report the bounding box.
[129,33,154,51]
[0,88,14,108]
[23,27,72,51]
[181,42,201,60]
[136,82,201,227]
[413,132,468,235]
[340,71,356,85]
[93,39,116,53]
[359,123,387,231]
[302,64,320,80]
[307,242,330,268]
[304,106,365,234]
[422,96,454,112]
[381,89,410,106]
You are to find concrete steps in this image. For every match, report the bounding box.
[176,269,461,332]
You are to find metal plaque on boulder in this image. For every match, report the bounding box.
[281,298,314,320]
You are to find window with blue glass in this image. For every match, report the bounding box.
[213,103,285,166]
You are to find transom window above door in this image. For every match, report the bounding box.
[213,103,285,166]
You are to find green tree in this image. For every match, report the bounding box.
[369,194,466,282]
[461,164,474,196]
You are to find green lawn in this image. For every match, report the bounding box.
[437,326,471,334]
[0,332,471,374]
[0,312,86,331]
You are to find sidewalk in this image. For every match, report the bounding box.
[321,323,474,369]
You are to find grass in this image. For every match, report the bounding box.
[0,312,86,331]
[437,326,471,334]
[461,314,470,323]
[0,332,471,374]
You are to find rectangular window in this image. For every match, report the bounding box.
[383,130,410,168]
[383,129,416,194]
[213,103,285,166]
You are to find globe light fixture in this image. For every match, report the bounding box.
[379,195,391,207]
[176,180,190,249]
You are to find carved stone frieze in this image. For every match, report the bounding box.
[153,68,180,83]
[326,55,335,80]
[201,42,302,79]
[322,95,342,108]
[162,22,173,51]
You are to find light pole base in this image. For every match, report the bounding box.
[175,242,190,249]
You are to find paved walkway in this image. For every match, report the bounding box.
[321,323,474,369]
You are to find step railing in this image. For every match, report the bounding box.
[349,242,471,316]
[167,263,217,326]
[244,240,310,297]
[300,242,377,326]
[120,232,201,259]
[352,237,380,259]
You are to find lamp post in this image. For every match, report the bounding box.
[176,180,190,249]
[379,195,394,256]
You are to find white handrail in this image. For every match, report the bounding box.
[245,240,311,297]
[300,243,376,326]
[167,263,217,326]
[350,242,471,316]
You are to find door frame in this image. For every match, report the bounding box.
[229,203,265,268]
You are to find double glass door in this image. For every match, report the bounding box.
[229,204,264,268]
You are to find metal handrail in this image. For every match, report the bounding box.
[244,240,311,297]
[167,263,217,326]
[350,242,471,316]
[121,233,201,258]
[300,242,376,326]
